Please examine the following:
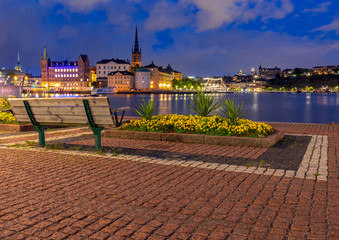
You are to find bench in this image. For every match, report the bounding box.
[7,97,130,150]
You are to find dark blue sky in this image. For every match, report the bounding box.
[0,0,338,76]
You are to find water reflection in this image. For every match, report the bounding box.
[18,92,339,124]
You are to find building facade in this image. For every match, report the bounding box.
[258,66,281,79]
[313,65,339,74]
[135,68,150,90]
[40,47,91,91]
[132,27,141,68]
[143,61,182,90]
[96,59,131,78]
[107,71,134,91]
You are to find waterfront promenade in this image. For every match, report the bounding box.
[0,122,337,239]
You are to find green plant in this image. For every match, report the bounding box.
[190,92,220,117]
[133,99,161,120]
[0,97,11,110]
[25,140,36,147]
[220,99,247,125]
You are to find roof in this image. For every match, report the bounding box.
[108,71,134,76]
[97,58,130,64]
[143,61,158,68]
[49,61,78,67]
[135,68,150,73]
[79,54,89,63]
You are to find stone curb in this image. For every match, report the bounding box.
[104,129,284,148]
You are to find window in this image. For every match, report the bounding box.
[104,71,106,74]
[98,66,101,69]
[104,66,106,69]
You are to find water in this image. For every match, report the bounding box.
[22,92,339,124]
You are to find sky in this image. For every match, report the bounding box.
[0,0,339,77]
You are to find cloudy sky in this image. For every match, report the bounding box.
[0,0,338,76]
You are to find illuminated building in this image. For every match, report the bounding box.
[313,65,339,74]
[135,68,150,90]
[132,26,142,68]
[143,61,182,90]
[15,50,22,72]
[96,58,131,78]
[89,66,96,87]
[40,46,91,91]
[258,65,281,79]
[107,71,134,91]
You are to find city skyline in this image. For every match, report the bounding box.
[0,0,339,76]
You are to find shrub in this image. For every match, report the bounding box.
[133,99,161,121]
[0,98,19,124]
[220,99,246,125]
[190,92,220,117]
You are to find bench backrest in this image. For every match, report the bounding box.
[8,97,115,127]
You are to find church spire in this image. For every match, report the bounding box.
[133,26,140,53]
[15,50,22,72]
[42,46,48,60]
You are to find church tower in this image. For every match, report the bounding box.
[132,26,142,68]
[15,50,22,72]
[40,46,49,88]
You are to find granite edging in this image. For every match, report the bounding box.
[104,129,284,148]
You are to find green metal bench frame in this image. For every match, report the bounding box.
[22,99,125,151]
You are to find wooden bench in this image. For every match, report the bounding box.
[8,97,130,150]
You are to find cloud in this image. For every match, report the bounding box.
[313,17,339,35]
[148,29,339,76]
[144,0,192,31]
[184,0,294,31]
[39,0,109,12]
[144,0,294,32]
[58,26,79,40]
[302,2,331,14]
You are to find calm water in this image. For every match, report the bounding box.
[25,92,339,124]
[108,93,338,124]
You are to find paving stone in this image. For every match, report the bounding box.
[0,122,335,239]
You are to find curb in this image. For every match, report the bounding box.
[104,130,284,148]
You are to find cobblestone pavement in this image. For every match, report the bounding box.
[0,122,337,239]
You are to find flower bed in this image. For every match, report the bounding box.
[123,114,274,138]
[0,111,19,125]
[105,115,283,148]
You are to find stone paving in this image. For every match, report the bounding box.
[0,122,337,239]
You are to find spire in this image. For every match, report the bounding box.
[17,50,21,65]
[133,26,140,53]
[15,50,22,72]
[42,46,48,60]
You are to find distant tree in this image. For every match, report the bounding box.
[91,81,99,88]
[132,64,140,74]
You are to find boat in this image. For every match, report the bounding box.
[91,87,117,95]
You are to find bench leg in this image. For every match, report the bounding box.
[114,110,126,127]
[91,127,105,151]
[34,125,46,147]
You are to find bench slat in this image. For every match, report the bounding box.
[14,114,115,125]
[8,97,110,107]
[11,106,112,116]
